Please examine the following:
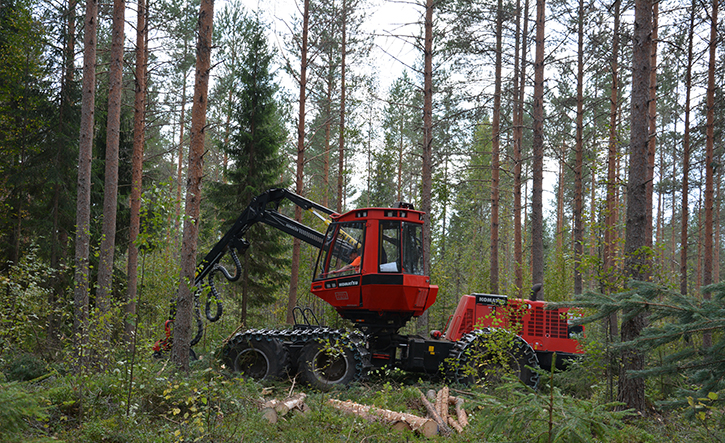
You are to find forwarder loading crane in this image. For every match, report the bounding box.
[154,189,583,390]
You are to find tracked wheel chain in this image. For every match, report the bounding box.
[225,327,371,383]
[446,327,540,389]
[286,327,371,383]
[223,329,291,376]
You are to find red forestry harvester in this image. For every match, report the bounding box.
[154,189,584,389]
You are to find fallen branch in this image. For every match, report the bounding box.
[329,398,439,438]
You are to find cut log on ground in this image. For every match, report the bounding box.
[261,393,308,423]
[329,398,439,438]
[436,386,449,424]
[454,397,468,428]
[418,389,452,436]
[448,416,464,434]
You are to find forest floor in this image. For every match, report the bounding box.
[2,351,718,443]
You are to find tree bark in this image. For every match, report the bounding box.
[531,0,545,294]
[329,399,439,438]
[604,0,621,348]
[96,0,125,349]
[513,0,529,298]
[418,0,434,331]
[702,0,718,347]
[337,0,348,211]
[73,0,98,370]
[287,0,310,325]
[573,0,584,295]
[645,1,658,248]
[619,0,653,414]
[126,0,147,347]
[490,0,503,293]
[680,0,695,297]
[172,0,214,371]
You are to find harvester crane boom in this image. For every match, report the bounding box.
[194,188,337,285]
[154,188,337,355]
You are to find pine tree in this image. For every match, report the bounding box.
[209,12,288,326]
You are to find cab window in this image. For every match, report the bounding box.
[315,222,365,279]
[379,221,423,275]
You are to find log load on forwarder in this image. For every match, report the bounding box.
[154,189,584,390]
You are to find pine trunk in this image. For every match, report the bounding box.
[287,0,310,325]
[172,0,214,370]
[619,0,653,413]
[531,0,545,293]
[680,0,695,296]
[490,0,502,293]
[96,0,125,336]
[73,0,98,369]
[573,0,584,295]
[126,0,147,346]
[702,0,718,346]
[418,0,434,331]
[337,0,348,211]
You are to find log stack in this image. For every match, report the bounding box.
[261,392,309,424]
[328,387,470,438]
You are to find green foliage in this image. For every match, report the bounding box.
[687,392,725,442]
[3,353,50,382]
[473,376,636,442]
[0,246,58,355]
[563,281,725,406]
[206,10,289,324]
[0,381,48,442]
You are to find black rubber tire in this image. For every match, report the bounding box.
[448,328,540,389]
[297,339,358,390]
[224,335,288,380]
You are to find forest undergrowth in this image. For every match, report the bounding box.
[1,346,721,443]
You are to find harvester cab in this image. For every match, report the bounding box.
[310,205,438,334]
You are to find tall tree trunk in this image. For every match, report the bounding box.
[530,0,545,295]
[680,0,695,296]
[557,145,565,251]
[573,0,584,295]
[645,2,658,247]
[490,0,503,293]
[172,0,214,371]
[176,68,188,236]
[126,0,147,347]
[49,0,77,354]
[74,0,98,370]
[337,0,348,212]
[286,0,310,325]
[324,74,332,208]
[603,0,621,358]
[96,0,125,349]
[513,0,529,298]
[702,0,718,347]
[619,0,653,414]
[417,0,434,331]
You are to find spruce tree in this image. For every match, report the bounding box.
[565,281,725,402]
[209,12,288,326]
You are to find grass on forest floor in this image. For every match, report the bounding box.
[1,353,719,443]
